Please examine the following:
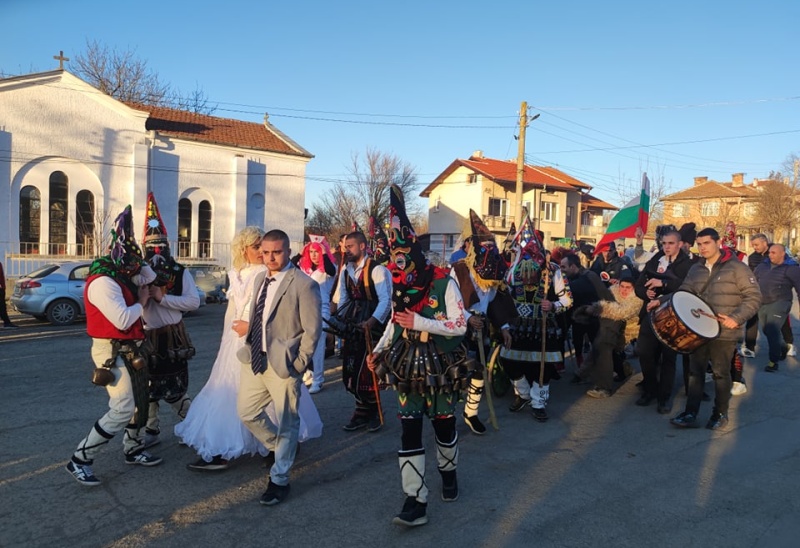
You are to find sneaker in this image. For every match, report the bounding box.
[509,396,530,412]
[187,456,229,471]
[367,416,383,433]
[787,344,797,358]
[765,361,779,373]
[392,496,428,527]
[463,413,486,435]
[440,470,458,502]
[531,407,548,422]
[731,381,747,396]
[125,451,163,466]
[308,382,323,394]
[66,460,101,486]
[143,432,160,449]
[670,411,700,428]
[259,480,290,506]
[706,411,729,430]
[342,416,369,431]
[586,387,611,399]
[739,345,756,359]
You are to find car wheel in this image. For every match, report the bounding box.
[46,299,79,326]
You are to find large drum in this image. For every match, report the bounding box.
[649,290,720,354]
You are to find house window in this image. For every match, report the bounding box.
[178,198,192,257]
[488,198,508,217]
[672,203,689,217]
[701,201,720,216]
[49,171,68,254]
[744,203,758,218]
[467,173,478,185]
[19,185,41,254]
[566,205,574,224]
[198,200,212,258]
[541,201,559,222]
[75,190,94,257]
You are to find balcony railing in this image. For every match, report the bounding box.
[579,224,605,237]
[483,214,515,230]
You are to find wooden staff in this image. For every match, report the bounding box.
[364,328,384,425]
[539,267,551,387]
[475,325,499,431]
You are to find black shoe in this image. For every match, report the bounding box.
[531,407,548,422]
[259,480,290,506]
[635,394,656,407]
[187,455,229,471]
[342,416,369,431]
[657,401,672,415]
[706,411,729,430]
[392,496,428,526]
[463,413,486,435]
[3,323,19,329]
[509,396,530,412]
[367,416,383,433]
[670,411,700,428]
[765,361,779,373]
[440,470,458,502]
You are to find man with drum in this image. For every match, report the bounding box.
[660,228,761,430]
[634,229,692,414]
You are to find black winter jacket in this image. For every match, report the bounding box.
[753,254,800,306]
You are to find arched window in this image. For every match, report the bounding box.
[49,171,68,254]
[178,198,192,258]
[19,186,41,254]
[198,200,212,258]
[76,190,95,257]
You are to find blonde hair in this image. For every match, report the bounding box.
[231,226,265,270]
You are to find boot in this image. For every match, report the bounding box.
[530,382,550,422]
[392,496,428,527]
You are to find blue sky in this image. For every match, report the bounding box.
[2,0,798,214]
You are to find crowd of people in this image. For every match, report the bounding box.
[59,192,799,528]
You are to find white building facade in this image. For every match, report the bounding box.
[0,70,312,277]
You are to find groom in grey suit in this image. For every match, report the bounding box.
[236,229,321,505]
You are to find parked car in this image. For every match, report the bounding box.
[10,262,92,326]
[186,264,228,304]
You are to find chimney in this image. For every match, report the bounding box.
[694,176,708,186]
[731,173,744,187]
[472,150,483,159]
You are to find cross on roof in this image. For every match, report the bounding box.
[53,50,69,70]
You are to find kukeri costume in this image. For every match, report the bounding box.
[372,184,468,527]
[140,193,200,448]
[449,210,517,435]
[66,206,162,486]
[501,217,572,421]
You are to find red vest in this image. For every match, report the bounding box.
[85,274,145,340]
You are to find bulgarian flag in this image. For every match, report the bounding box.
[593,173,650,255]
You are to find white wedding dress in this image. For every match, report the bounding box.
[175,263,323,461]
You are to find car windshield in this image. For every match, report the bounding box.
[24,265,59,279]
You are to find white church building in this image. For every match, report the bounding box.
[0,69,313,277]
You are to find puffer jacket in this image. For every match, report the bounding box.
[678,248,762,341]
[753,254,800,305]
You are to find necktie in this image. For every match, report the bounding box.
[250,277,275,374]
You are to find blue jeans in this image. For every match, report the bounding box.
[758,300,791,363]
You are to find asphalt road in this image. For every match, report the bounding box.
[1,303,799,548]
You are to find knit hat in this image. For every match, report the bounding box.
[678,222,697,246]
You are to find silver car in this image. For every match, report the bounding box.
[10,262,91,326]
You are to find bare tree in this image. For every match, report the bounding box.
[73,40,216,114]
[756,164,800,244]
[308,148,420,241]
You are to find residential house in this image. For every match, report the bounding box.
[0,69,313,277]
[421,151,618,259]
[660,173,796,251]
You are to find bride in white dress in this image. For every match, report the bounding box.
[176,226,323,470]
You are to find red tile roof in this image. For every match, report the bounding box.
[663,180,760,200]
[421,156,594,197]
[581,193,618,210]
[126,103,312,157]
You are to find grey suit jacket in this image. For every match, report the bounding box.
[244,264,322,379]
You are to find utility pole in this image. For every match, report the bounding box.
[514,103,539,227]
[515,102,528,227]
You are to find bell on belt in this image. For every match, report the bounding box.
[131,355,147,370]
